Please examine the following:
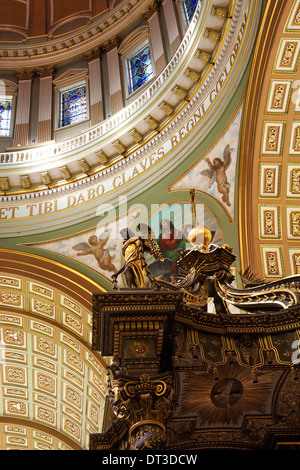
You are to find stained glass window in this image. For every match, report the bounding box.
[128,45,153,94]
[0,97,12,136]
[60,85,87,127]
[184,0,198,23]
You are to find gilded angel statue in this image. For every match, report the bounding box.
[111,223,164,289]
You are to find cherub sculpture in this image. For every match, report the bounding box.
[201,144,232,207]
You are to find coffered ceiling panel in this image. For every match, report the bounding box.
[239,0,300,281]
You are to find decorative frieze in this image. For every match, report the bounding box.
[0,292,23,309]
[287,207,300,238]
[31,298,55,319]
[211,6,228,18]
[285,0,300,31]
[287,164,300,196]
[0,178,10,191]
[20,175,31,189]
[266,80,292,113]
[262,122,284,154]
[289,249,300,274]
[260,164,280,197]
[261,246,284,278]
[274,39,300,72]
[259,205,280,238]
[289,122,300,153]
[204,28,221,41]
[0,276,21,289]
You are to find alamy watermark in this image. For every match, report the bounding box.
[95,196,206,243]
[292,339,300,365]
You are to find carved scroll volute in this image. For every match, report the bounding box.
[109,373,175,450]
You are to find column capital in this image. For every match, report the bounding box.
[15,69,34,81]
[84,48,101,62]
[102,36,121,53]
[143,0,161,20]
[35,66,55,78]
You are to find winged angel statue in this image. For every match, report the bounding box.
[111,223,164,289]
[201,144,232,207]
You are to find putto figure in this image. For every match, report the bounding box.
[201,144,232,207]
[73,233,117,274]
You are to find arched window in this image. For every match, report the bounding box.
[119,27,155,98]
[53,68,89,131]
[0,80,17,138]
[0,97,12,136]
[176,0,199,32]
[184,0,198,23]
[60,83,87,127]
[127,44,154,94]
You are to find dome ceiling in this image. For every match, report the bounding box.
[0,0,109,40]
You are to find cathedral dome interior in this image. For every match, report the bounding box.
[1,0,300,452]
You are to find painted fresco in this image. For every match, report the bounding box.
[143,202,223,283]
[30,203,223,287]
[170,107,243,220]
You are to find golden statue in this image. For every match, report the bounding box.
[112,225,164,289]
